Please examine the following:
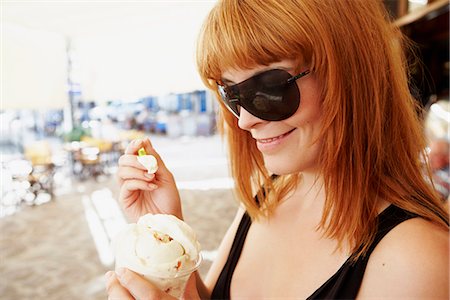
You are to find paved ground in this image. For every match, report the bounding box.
[0,135,239,300]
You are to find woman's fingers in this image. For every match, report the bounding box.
[139,138,171,173]
[117,166,155,182]
[115,268,175,300]
[123,138,162,166]
[124,138,146,155]
[104,271,133,300]
[121,138,174,179]
[121,138,169,174]
[118,154,148,171]
[120,179,158,195]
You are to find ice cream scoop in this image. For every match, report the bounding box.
[113,214,201,298]
[137,147,158,174]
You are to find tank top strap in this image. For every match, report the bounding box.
[212,177,279,299]
[365,205,417,257]
[210,211,252,299]
[308,205,417,299]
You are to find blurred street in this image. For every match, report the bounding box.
[0,135,239,300]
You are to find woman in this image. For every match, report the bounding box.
[106,0,449,299]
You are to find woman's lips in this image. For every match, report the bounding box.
[255,129,296,152]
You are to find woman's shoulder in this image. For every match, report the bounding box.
[357,216,449,298]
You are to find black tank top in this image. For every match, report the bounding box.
[211,204,416,299]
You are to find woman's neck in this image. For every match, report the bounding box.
[279,171,326,213]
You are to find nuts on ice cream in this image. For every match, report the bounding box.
[113,214,201,298]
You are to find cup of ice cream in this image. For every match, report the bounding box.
[113,214,202,298]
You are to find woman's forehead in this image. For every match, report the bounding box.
[221,60,298,83]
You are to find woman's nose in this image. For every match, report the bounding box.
[238,108,265,130]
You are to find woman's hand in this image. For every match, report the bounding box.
[117,138,182,222]
[105,268,175,300]
[104,268,200,300]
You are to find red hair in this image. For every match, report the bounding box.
[196,0,448,257]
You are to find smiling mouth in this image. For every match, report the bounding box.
[256,129,296,144]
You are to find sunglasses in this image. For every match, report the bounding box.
[217,69,310,121]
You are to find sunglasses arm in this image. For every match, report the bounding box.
[287,70,311,84]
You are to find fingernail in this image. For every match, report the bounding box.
[144,173,154,179]
[148,183,158,190]
[104,271,114,279]
[116,267,125,278]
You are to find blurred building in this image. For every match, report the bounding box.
[385,0,449,107]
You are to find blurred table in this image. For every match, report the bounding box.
[64,137,126,180]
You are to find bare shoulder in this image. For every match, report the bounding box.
[358,217,449,299]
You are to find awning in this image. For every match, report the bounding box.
[2,1,217,109]
[2,22,68,109]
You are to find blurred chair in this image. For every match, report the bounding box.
[22,141,55,201]
[24,140,52,166]
[78,146,102,179]
[81,136,114,175]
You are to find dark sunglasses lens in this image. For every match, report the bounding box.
[218,85,240,117]
[241,70,300,121]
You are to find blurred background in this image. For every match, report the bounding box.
[0,0,449,299]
